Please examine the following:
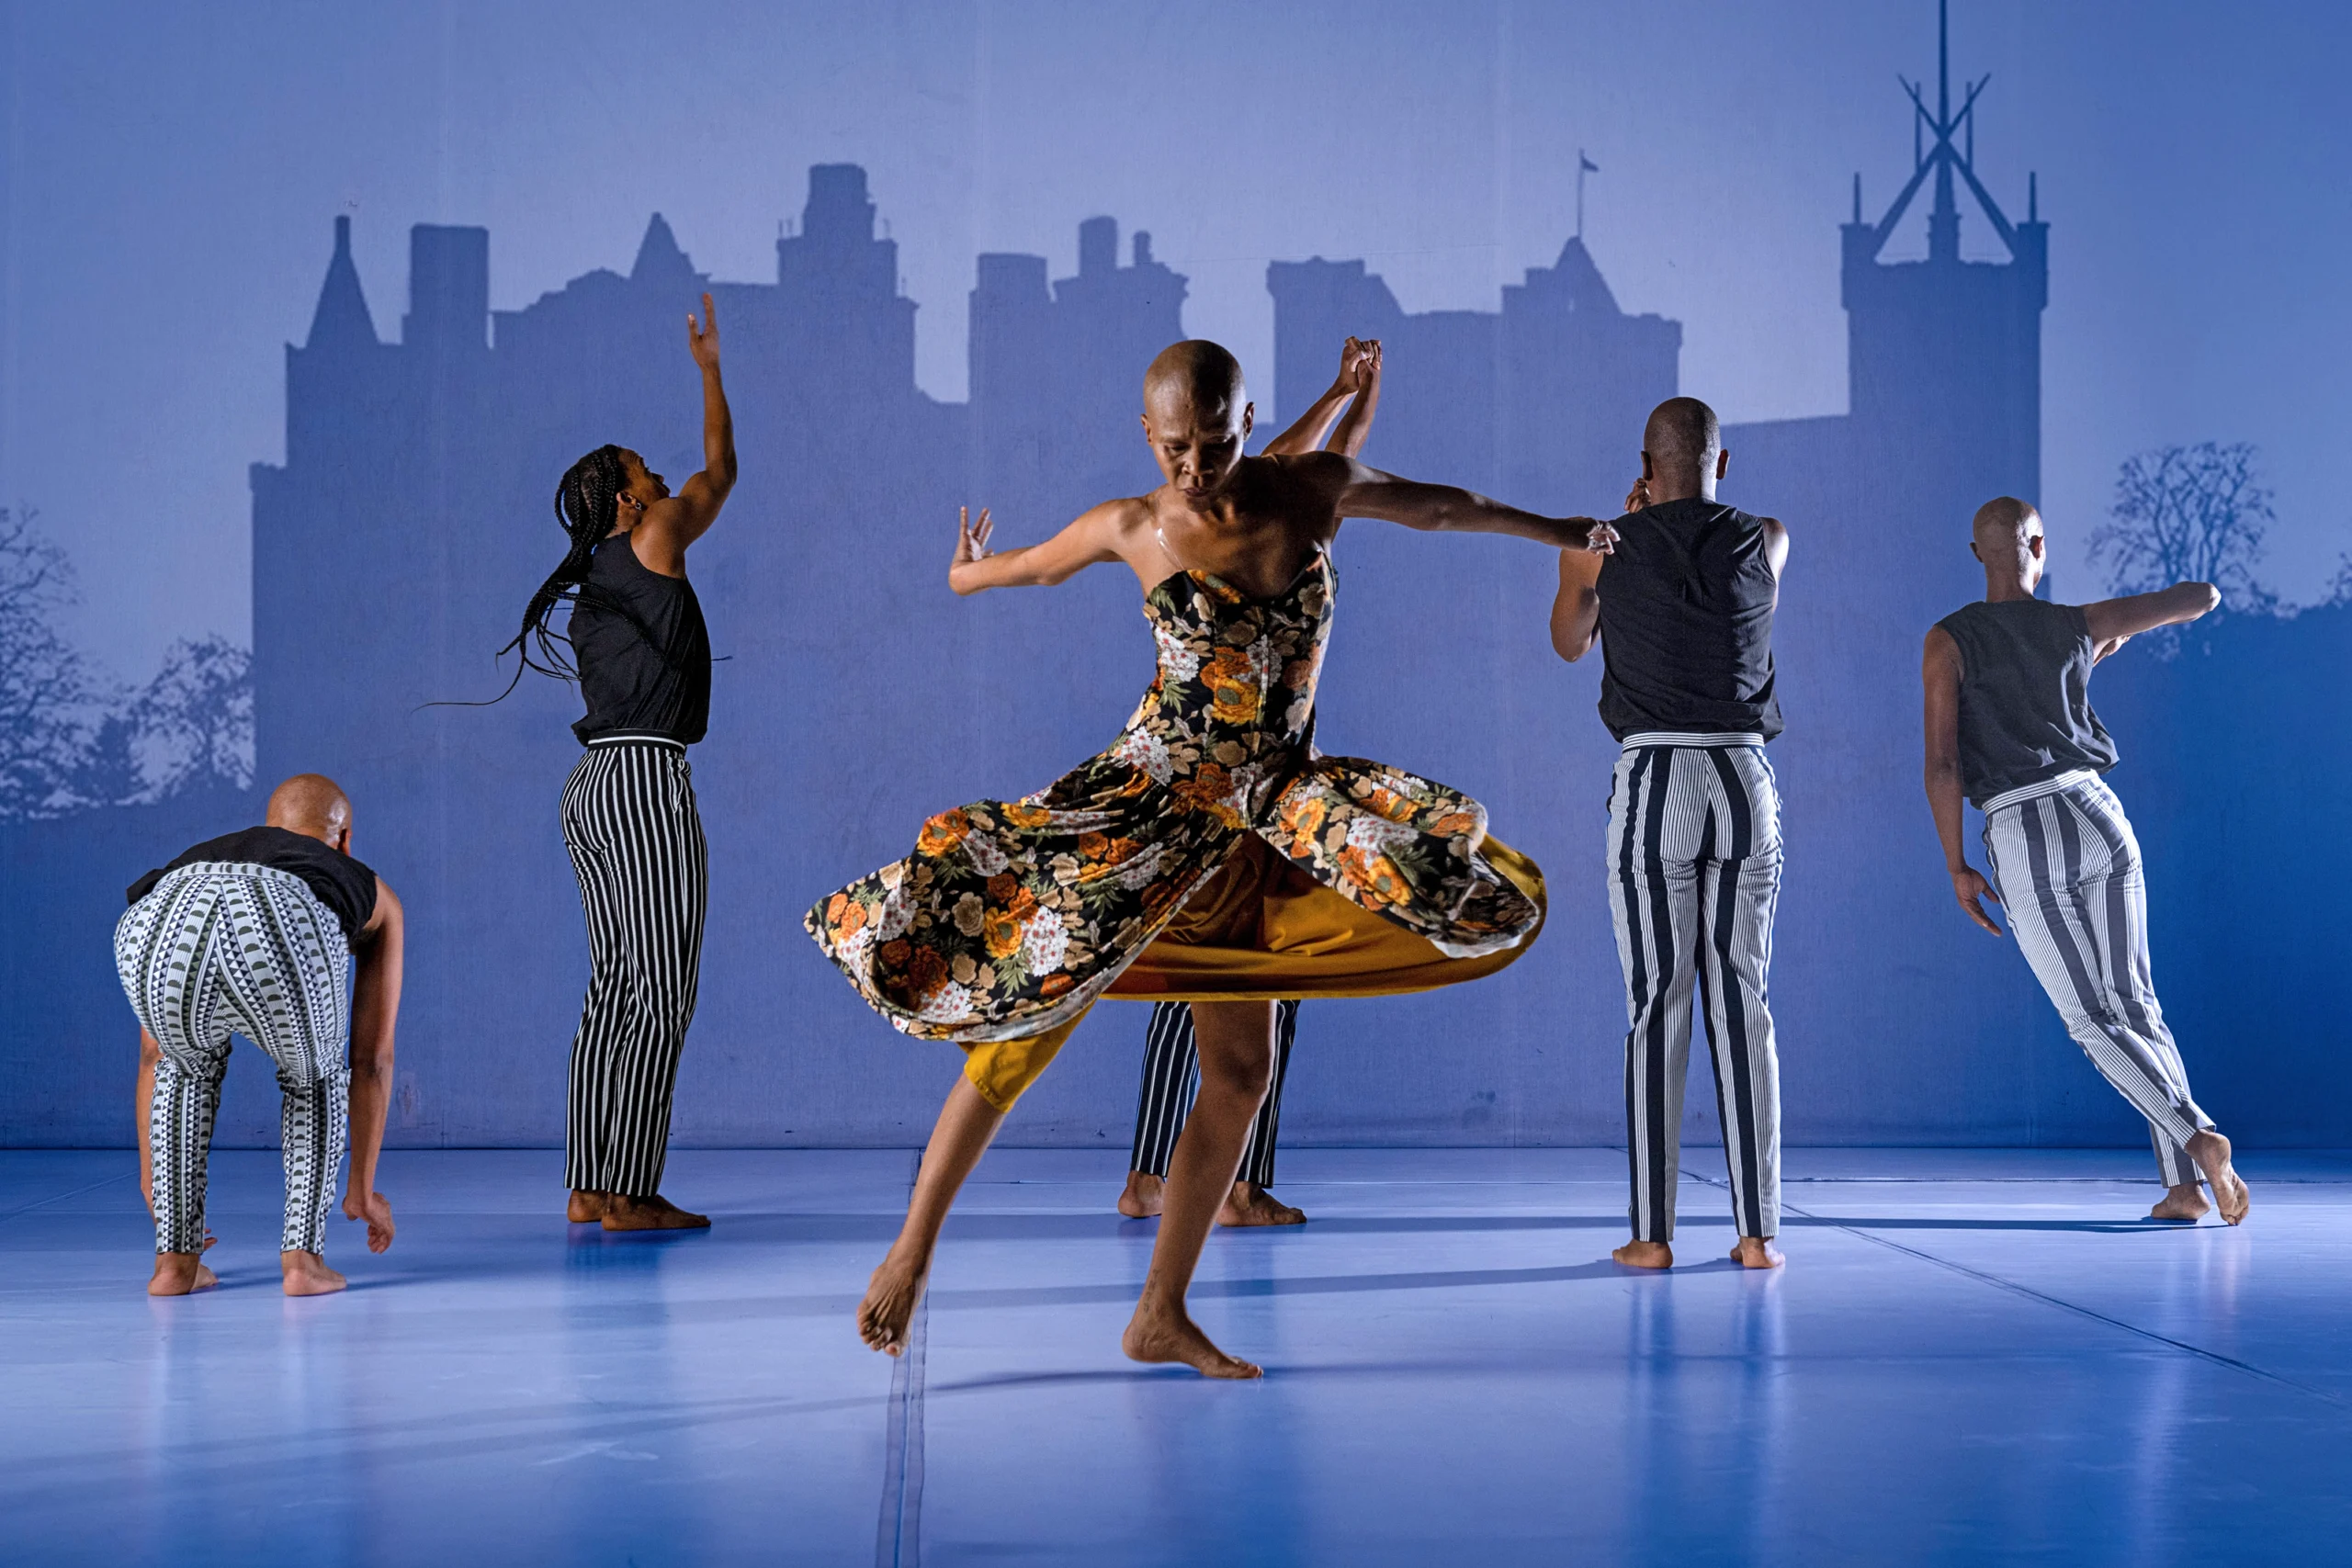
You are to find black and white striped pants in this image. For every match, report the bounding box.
[114,864,350,1256]
[1128,1000,1299,1186]
[1607,734,1783,1243]
[1982,771,2213,1188]
[562,739,707,1197]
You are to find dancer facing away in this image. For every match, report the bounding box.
[809,339,1611,1377]
[503,292,735,1232]
[1551,397,1790,1271]
[1118,335,1385,1230]
[1922,497,2248,1223]
[117,774,404,1296]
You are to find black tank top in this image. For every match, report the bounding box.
[571,533,711,746]
[1595,498,1782,742]
[127,826,379,944]
[1935,598,2118,807]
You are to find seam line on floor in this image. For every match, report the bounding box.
[876,1148,928,1568]
[1681,1165,2344,1409]
[0,1173,130,1225]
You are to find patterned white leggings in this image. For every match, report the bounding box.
[115,864,351,1256]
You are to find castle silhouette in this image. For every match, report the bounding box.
[232,12,2072,1150]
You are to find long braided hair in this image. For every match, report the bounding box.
[501,444,630,682]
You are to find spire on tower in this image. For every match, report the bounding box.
[1864,0,2018,265]
[305,215,379,349]
[631,212,699,284]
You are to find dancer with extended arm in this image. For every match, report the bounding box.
[1118,335,1385,1229]
[1922,496,2247,1223]
[501,292,736,1231]
[808,339,1610,1377]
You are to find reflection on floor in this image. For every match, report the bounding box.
[4,1146,2347,1565]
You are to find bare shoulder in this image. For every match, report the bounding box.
[1922,622,1961,670]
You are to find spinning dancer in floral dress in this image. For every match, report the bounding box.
[808,340,1615,1378]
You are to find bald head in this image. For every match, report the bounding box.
[1969,496,2045,592]
[1144,340,1246,421]
[266,773,352,847]
[1643,397,1722,483]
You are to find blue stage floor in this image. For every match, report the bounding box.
[4,1146,2348,1566]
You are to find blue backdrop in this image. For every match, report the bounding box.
[3,2,2345,1152]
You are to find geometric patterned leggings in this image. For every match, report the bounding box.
[114,863,351,1256]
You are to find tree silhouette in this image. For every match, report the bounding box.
[0,506,101,820]
[134,635,254,799]
[2090,443,2277,614]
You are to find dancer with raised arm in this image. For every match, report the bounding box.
[1118,336,1384,1230]
[501,293,736,1232]
[1551,398,1791,1272]
[1922,496,2248,1224]
[808,339,1609,1377]
[116,774,404,1296]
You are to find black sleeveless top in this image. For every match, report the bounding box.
[1595,499,1782,742]
[571,533,711,746]
[1935,597,2118,807]
[128,826,379,944]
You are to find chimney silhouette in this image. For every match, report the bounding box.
[404,225,489,351]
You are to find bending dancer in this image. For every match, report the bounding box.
[808,339,1609,1377]
[116,774,404,1296]
[501,292,736,1231]
[1551,397,1789,1271]
[1922,497,2247,1223]
[1119,336,1384,1229]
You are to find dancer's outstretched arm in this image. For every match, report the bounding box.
[947,500,1134,594]
[1312,454,1616,552]
[2082,581,2219,661]
[633,292,737,573]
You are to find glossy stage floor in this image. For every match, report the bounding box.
[5,1146,2347,1566]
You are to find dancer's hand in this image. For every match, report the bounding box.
[1950,864,2003,935]
[687,291,720,370]
[1624,476,1651,513]
[1341,337,1382,392]
[950,506,996,591]
[345,1189,396,1253]
[1566,517,1618,555]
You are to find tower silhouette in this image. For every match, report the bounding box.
[1840,0,2046,519]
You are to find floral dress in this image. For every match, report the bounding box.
[806,549,1544,1066]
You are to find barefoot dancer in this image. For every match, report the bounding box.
[1118,337,1384,1230]
[116,775,404,1296]
[501,293,736,1232]
[1551,398,1790,1273]
[1922,498,2248,1224]
[809,340,1610,1377]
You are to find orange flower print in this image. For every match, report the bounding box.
[1039,974,1075,999]
[916,809,972,857]
[1428,810,1479,840]
[831,896,868,940]
[982,907,1024,959]
[1173,764,1246,829]
[1340,845,1411,908]
[1002,801,1052,829]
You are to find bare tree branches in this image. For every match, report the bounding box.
[2090,443,2277,614]
[0,507,105,818]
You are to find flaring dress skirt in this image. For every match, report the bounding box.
[806,551,1545,1111]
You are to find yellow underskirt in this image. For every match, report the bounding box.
[960,834,1546,1111]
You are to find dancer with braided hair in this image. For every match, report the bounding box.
[503,292,734,1231]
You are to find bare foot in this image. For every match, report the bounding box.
[1123,1295,1261,1379]
[2187,1131,2250,1225]
[281,1251,347,1296]
[1217,1182,1306,1227]
[601,1194,710,1231]
[1731,1235,1784,1269]
[2150,1182,2210,1221]
[148,1252,218,1296]
[1612,1240,1673,1269]
[568,1190,608,1224]
[1117,1171,1165,1219]
[859,1246,929,1357]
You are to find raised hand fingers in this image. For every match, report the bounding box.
[973,508,993,550]
[1584,520,1620,554]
